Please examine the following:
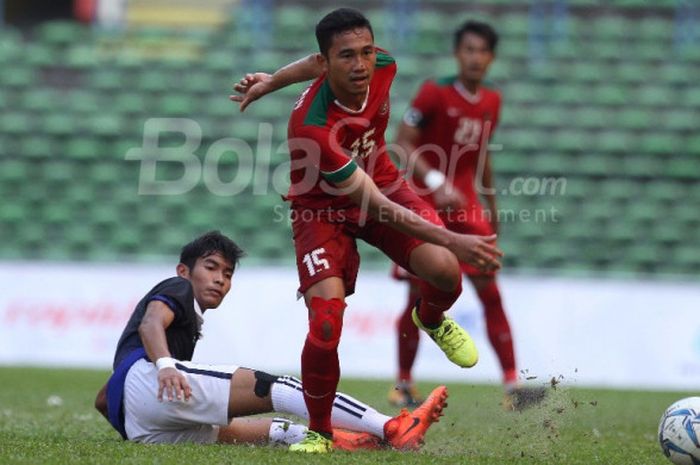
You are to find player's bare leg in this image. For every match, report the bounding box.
[218,417,276,444]
[408,243,479,368]
[227,369,274,417]
[225,362,397,450]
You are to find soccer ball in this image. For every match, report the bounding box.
[659,397,700,465]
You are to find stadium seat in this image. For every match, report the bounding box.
[65,90,102,114]
[592,85,629,106]
[637,17,674,40]
[574,107,612,130]
[682,87,700,108]
[614,63,650,85]
[20,137,53,159]
[21,43,54,67]
[0,65,34,89]
[36,21,86,46]
[551,129,588,153]
[639,133,682,155]
[566,61,604,85]
[620,154,661,178]
[42,113,79,138]
[0,111,33,135]
[616,108,653,130]
[550,84,586,105]
[636,85,678,107]
[658,63,693,86]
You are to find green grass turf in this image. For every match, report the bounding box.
[0,366,690,465]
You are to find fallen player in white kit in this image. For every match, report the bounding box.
[94,231,448,452]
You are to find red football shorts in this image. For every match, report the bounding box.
[291,181,443,297]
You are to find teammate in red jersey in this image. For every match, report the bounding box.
[231,9,502,452]
[388,20,545,411]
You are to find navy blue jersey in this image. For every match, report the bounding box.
[112,277,201,369]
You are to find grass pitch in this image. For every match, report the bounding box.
[0,366,687,465]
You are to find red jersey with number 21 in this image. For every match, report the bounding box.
[286,48,400,210]
[405,76,501,205]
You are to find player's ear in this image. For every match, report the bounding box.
[176,263,190,279]
[316,52,328,73]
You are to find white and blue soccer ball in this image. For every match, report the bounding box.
[659,397,700,465]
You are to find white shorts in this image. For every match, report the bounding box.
[123,358,239,444]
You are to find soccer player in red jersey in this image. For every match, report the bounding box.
[231,9,502,452]
[388,20,544,411]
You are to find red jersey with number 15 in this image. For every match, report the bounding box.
[286,48,400,211]
[405,76,501,205]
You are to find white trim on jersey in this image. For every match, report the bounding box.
[453,80,482,104]
[320,158,355,177]
[333,89,370,114]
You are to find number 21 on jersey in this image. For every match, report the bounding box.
[302,248,330,276]
[453,117,482,146]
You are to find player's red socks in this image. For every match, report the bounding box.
[417,278,462,327]
[301,297,345,435]
[397,288,421,381]
[477,281,516,384]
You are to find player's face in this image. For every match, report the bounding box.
[323,27,376,98]
[186,252,233,309]
[455,32,494,83]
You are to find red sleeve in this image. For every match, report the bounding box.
[293,125,358,184]
[403,80,440,128]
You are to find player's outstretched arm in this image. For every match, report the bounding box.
[229,54,324,111]
[139,301,193,402]
[336,168,502,272]
[395,121,466,210]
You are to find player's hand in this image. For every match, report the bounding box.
[447,233,503,272]
[433,182,466,211]
[157,367,192,402]
[229,72,273,112]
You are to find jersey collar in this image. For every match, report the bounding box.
[453,80,482,104]
[333,89,370,114]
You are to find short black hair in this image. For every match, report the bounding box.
[315,8,374,56]
[179,231,244,272]
[454,20,498,52]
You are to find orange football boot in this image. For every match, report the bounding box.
[332,429,383,451]
[383,385,448,450]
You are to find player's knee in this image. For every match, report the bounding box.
[94,386,108,418]
[307,297,346,350]
[429,253,462,292]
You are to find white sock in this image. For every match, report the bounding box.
[270,375,391,439]
[268,418,308,445]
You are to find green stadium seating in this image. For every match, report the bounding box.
[0,111,33,135]
[592,85,629,106]
[44,113,79,137]
[24,43,58,66]
[0,7,697,277]
[20,136,53,159]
